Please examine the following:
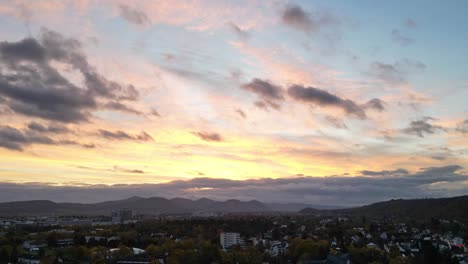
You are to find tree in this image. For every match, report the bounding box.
[146,244,164,257]
[390,256,409,264]
[288,239,329,262]
[41,255,58,264]
[348,244,384,264]
[46,232,58,247]
[112,245,133,259]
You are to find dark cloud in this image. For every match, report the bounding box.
[118,4,150,26]
[227,22,249,39]
[282,5,313,32]
[0,125,91,151]
[0,125,53,151]
[241,78,283,100]
[192,132,223,142]
[456,119,468,134]
[288,85,366,118]
[370,59,426,84]
[391,29,413,46]
[98,129,154,141]
[360,168,409,176]
[0,165,465,206]
[27,122,69,134]
[281,4,336,34]
[0,30,140,123]
[0,38,46,62]
[403,117,444,137]
[241,79,284,110]
[418,165,462,176]
[364,98,385,111]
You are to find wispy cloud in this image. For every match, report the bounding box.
[192,132,223,142]
[98,129,154,141]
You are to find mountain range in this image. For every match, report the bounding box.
[0,196,337,216]
[1,195,467,220]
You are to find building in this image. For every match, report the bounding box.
[22,240,47,250]
[17,254,41,264]
[57,238,74,247]
[220,232,241,250]
[112,208,133,223]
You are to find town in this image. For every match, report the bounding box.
[0,209,466,264]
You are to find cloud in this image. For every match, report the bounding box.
[150,108,161,117]
[403,117,444,137]
[74,165,145,174]
[253,100,281,110]
[0,125,53,151]
[241,78,284,100]
[227,22,249,39]
[282,5,312,32]
[241,78,284,110]
[456,119,468,133]
[419,165,462,176]
[0,125,90,151]
[288,84,366,118]
[404,18,417,29]
[0,30,140,123]
[281,4,336,34]
[0,38,46,62]
[103,101,142,115]
[369,59,426,84]
[364,98,385,111]
[192,132,223,142]
[98,129,154,141]
[391,29,413,46]
[82,143,95,149]
[27,122,69,134]
[360,168,409,176]
[0,165,466,206]
[118,168,145,174]
[235,109,246,118]
[324,115,347,129]
[118,4,150,26]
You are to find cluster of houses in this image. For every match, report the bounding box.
[2,211,467,264]
[218,217,467,264]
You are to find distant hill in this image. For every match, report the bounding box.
[0,196,291,216]
[3,195,467,218]
[299,195,468,220]
[266,203,343,211]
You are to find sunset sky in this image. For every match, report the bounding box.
[0,0,467,205]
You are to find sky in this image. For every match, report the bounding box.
[0,0,467,206]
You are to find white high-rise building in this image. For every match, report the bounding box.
[220,232,241,250]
